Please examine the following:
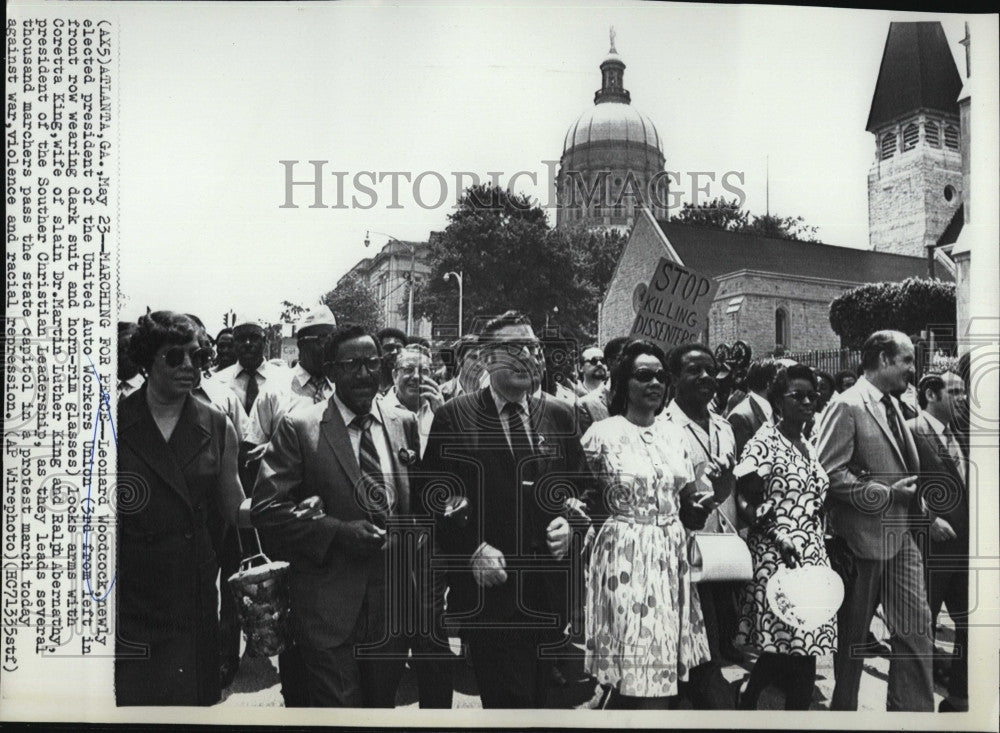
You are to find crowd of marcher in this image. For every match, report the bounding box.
[114,307,970,712]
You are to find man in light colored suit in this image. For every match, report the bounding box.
[910,371,969,712]
[817,329,933,711]
[252,324,422,707]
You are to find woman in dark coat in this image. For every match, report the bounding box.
[115,311,244,706]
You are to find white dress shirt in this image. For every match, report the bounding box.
[247,364,334,444]
[117,373,145,400]
[192,376,250,443]
[333,394,396,502]
[212,359,289,414]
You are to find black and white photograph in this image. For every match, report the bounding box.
[3,0,999,728]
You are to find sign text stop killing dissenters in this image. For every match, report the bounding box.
[631,258,718,348]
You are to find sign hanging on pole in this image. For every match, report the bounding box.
[630,257,718,349]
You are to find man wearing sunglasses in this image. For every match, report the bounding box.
[252,324,424,707]
[213,320,288,415]
[577,346,608,395]
[577,336,629,434]
[422,310,588,708]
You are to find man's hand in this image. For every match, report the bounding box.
[930,516,957,543]
[246,443,268,462]
[291,495,325,521]
[420,376,445,413]
[546,516,571,559]
[471,543,507,587]
[889,475,919,500]
[334,519,385,558]
[680,491,718,531]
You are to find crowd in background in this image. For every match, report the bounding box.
[114,307,971,712]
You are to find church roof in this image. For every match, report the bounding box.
[656,221,951,284]
[866,22,962,132]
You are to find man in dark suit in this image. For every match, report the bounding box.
[727,359,777,458]
[910,371,969,712]
[422,311,586,708]
[251,324,423,707]
[816,330,933,711]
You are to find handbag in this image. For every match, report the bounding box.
[227,529,293,657]
[688,531,753,583]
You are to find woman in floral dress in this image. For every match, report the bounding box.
[582,340,716,709]
[733,363,837,710]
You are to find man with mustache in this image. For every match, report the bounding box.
[662,343,739,708]
[577,336,628,434]
[422,310,586,708]
[577,346,608,395]
[251,324,422,707]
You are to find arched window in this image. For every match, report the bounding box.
[775,308,789,348]
[880,131,897,160]
[902,123,919,152]
[925,120,940,148]
[944,125,959,151]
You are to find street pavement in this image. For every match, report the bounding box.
[218,611,957,711]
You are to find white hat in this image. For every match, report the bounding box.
[297,305,337,333]
[766,565,844,631]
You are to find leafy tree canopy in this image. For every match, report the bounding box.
[672,197,820,242]
[322,274,383,334]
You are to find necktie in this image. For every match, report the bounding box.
[502,402,533,464]
[311,377,328,403]
[943,427,966,484]
[117,380,127,398]
[352,414,389,528]
[880,394,912,471]
[244,370,259,412]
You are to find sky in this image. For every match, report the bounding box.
[110,1,976,335]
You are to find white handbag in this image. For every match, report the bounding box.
[688,531,753,583]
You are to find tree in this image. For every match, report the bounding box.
[322,274,383,334]
[410,184,617,340]
[672,196,820,242]
[829,278,956,350]
[279,300,307,324]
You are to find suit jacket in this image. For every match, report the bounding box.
[816,376,921,560]
[576,382,610,435]
[728,392,768,458]
[251,397,420,650]
[421,387,586,630]
[116,387,243,705]
[908,412,968,555]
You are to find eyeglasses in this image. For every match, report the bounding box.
[632,368,667,384]
[160,346,212,369]
[332,356,382,373]
[492,340,543,357]
[784,390,820,403]
[583,357,606,366]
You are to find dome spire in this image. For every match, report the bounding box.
[595,30,630,104]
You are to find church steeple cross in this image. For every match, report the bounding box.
[959,22,970,78]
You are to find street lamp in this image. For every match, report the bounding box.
[444,271,464,337]
[545,305,559,331]
[365,230,416,336]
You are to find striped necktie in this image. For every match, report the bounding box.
[352,414,388,528]
[308,376,327,403]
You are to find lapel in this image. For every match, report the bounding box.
[748,395,767,429]
[319,399,362,489]
[861,384,908,469]
[376,400,411,514]
[119,389,205,511]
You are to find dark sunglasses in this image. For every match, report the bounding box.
[160,346,211,369]
[632,368,667,384]
[785,390,820,403]
[583,357,606,366]
[332,356,382,373]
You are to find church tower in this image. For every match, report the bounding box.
[556,30,668,229]
[866,22,963,257]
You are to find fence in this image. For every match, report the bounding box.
[782,348,861,376]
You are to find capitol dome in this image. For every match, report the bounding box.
[562,102,663,157]
[555,36,669,230]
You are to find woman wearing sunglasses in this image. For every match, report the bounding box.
[732,363,836,709]
[581,339,714,709]
[115,311,245,706]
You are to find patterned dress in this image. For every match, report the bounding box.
[582,416,711,697]
[733,423,837,656]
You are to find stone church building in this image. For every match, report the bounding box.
[597,21,961,357]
